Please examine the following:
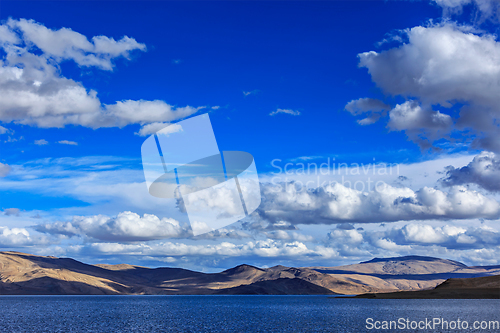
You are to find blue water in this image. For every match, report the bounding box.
[0,296,498,332]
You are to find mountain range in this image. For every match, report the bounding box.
[355,275,500,299]
[0,251,499,296]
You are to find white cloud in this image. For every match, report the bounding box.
[34,139,48,145]
[0,227,31,246]
[5,213,500,267]
[0,125,8,134]
[401,224,449,243]
[3,208,20,216]
[0,163,11,177]
[0,24,20,44]
[441,151,500,191]
[0,19,203,130]
[269,108,301,116]
[35,211,188,242]
[355,23,500,151]
[10,18,146,70]
[135,122,184,137]
[68,221,499,266]
[196,228,252,240]
[2,153,497,267]
[2,153,494,231]
[328,229,364,244]
[262,153,477,194]
[388,101,452,132]
[85,238,324,259]
[344,98,390,125]
[369,222,500,250]
[243,90,259,96]
[388,101,453,148]
[433,0,475,14]
[257,182,500,225]
[0,225,50,247]
[265,230,315,242]
[102,102,203,129]
[433,0,500,21]
[58,140,78,145]
[373,238,412,251]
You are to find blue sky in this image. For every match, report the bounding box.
[0,0,499,271]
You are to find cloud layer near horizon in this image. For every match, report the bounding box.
[255,182,499,225]
[34,211,189,242]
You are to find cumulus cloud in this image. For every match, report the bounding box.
[441,151,500,191]
[0,19,203,130]
[352,23,500,151]
[0,125,8,134]
[371,223,500,250]
[257,182,500,225]
[8,18,146,70]
[0,162,11,177]
[85,238,329,259]
[0,227,35,246]
[58,140,78,145]
[388,101,453,148]
[328,229,364,244]
[35,211,188,242]
[322,220,500,260]
[34,139,48,145]
[344,98,390,125]
[265,230,315,242]
[196,228,252,240]
[269,108,301,116]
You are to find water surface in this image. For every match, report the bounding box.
[0,296,498,332]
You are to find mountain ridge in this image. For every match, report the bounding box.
[1,251,498,295]
[361,255,468,268]
[354,275,500,299]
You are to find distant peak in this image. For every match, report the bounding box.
[223,264,264,274]
[269,265,289,270]
[361,255,467,267]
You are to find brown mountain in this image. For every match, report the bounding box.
[0,251,498,295]
[354,275,500,299]
[214,278,335,295]
[311,255,500,293]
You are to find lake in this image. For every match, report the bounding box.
[0,296,498,332]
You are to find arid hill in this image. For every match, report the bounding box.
[0,251,498,295]
[311,255,500,293]
[354,275,500,299]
